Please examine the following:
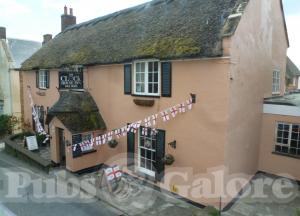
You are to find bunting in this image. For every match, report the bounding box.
[74,97,195,152]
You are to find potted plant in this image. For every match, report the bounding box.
[162,154,175,166]
[108,139,118,148]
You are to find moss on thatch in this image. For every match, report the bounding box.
[47,91,106,133]
[21,0,248,70]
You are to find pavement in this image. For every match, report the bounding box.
[54,169,208,216]
[0,148,122,216]
[222,173,300,216]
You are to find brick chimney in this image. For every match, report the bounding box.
[42,34,52,45]
[61,6,76,32]
[0,27,6,40]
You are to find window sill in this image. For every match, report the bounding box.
[131,94,160,98]
[272,151,300,160]
[73,149,97,158]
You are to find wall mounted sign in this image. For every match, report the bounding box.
[59,69,83,89]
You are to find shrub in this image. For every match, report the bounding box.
[296,209,300,216]
[0,115,13,137]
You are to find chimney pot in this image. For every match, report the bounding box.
[0,27,6,40]
[64,5,68,15]
[43,34,52,45]
[61,6,76,32]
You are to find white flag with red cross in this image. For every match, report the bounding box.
[144,117,152,128]
[114,129,122,139]
[151,114,158,125]
[105,166,122,181]
[169,106,178,118]
[178,103,186,113]
[186,98,193,110]
[107,131,114,142]
[160,110,170,122]
[96,135,102,146]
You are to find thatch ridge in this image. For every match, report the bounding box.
[22,0,248,70]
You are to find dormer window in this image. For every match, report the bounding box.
[36,70,50,89]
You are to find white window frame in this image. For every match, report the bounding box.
[275,122,300,157]
[39,70,48,89]
[137,127,156,177]
[133,60,160,96]
[272,70,281,95]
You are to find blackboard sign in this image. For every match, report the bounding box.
[59,70,83,89]
[72,134,82,158]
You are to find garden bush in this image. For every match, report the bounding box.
[0,115,13,137]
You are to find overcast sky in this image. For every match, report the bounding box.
[0,0,299,67]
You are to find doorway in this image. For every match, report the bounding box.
[57,128,66,166]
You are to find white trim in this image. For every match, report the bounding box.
[263,104,300,116]
[137,128,156,177]
[133,60,160,96]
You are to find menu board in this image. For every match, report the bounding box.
[26,136,39,151]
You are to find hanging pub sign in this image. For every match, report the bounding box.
[59,66,83,89]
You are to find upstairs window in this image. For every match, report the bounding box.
[134,61,160,96]
[275,122,300,157]
[36,70,50,89]
[272,70,280,94]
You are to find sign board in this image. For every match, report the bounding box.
[105,165,122,182]
[59,70,83,89]
[26,136,38,151]
[104,165,122,192]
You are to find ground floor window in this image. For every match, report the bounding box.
[275,122,300,157]
[138,127,157,177]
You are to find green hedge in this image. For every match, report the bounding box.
[0,115,13,137]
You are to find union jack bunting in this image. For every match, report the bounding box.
[114,129,122,139]
[107,131,114,141]
[178,103,186,113]
[144,117,152,127]
[169,106,178,118]
[160,110,170,122]
[151,114,158,125]
[186,98,193,110]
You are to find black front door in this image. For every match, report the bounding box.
[58,128,65,165]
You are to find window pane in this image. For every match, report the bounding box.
[136,63,141,72]
[149,62,153,72]
[277,138,282,143]
[277,131,283,138]
[291,140,298,148]
[140,158,145,168]
[154,73,158,82]
[283,131,289,139]
[284,124,290,131]
[154,62,158,72]
[141,63,145,72]
[146,151,151,160]
[282,147,289,153]
[290,148,297,155]
[278,124,283,130]
[148,72,153,82]
[275,145,281,152]
[282,139,289,145]
[148,84,153,93]
[141,148,145,157]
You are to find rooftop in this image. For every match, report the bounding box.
[21,0,248,70]
[264,92,300,107]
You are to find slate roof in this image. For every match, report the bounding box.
[7,38,41,68]
[47,91,106,133]
[286,57,300,80]
[21,0,248,70]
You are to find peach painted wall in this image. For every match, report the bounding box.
[224,0,288,178]
[21,58,231,206]
[259,114,300,180]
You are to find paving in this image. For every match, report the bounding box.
[55,169,208,216]
[222,173,300,216]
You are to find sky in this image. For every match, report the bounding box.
[0,0,299,67]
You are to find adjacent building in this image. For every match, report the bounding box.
[286,57,300,91]
[19,0,297,208]
[0,27,41,122]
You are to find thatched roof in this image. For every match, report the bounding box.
[47,91,106,133]
[21,0,247,70]
[286,57,300,80]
